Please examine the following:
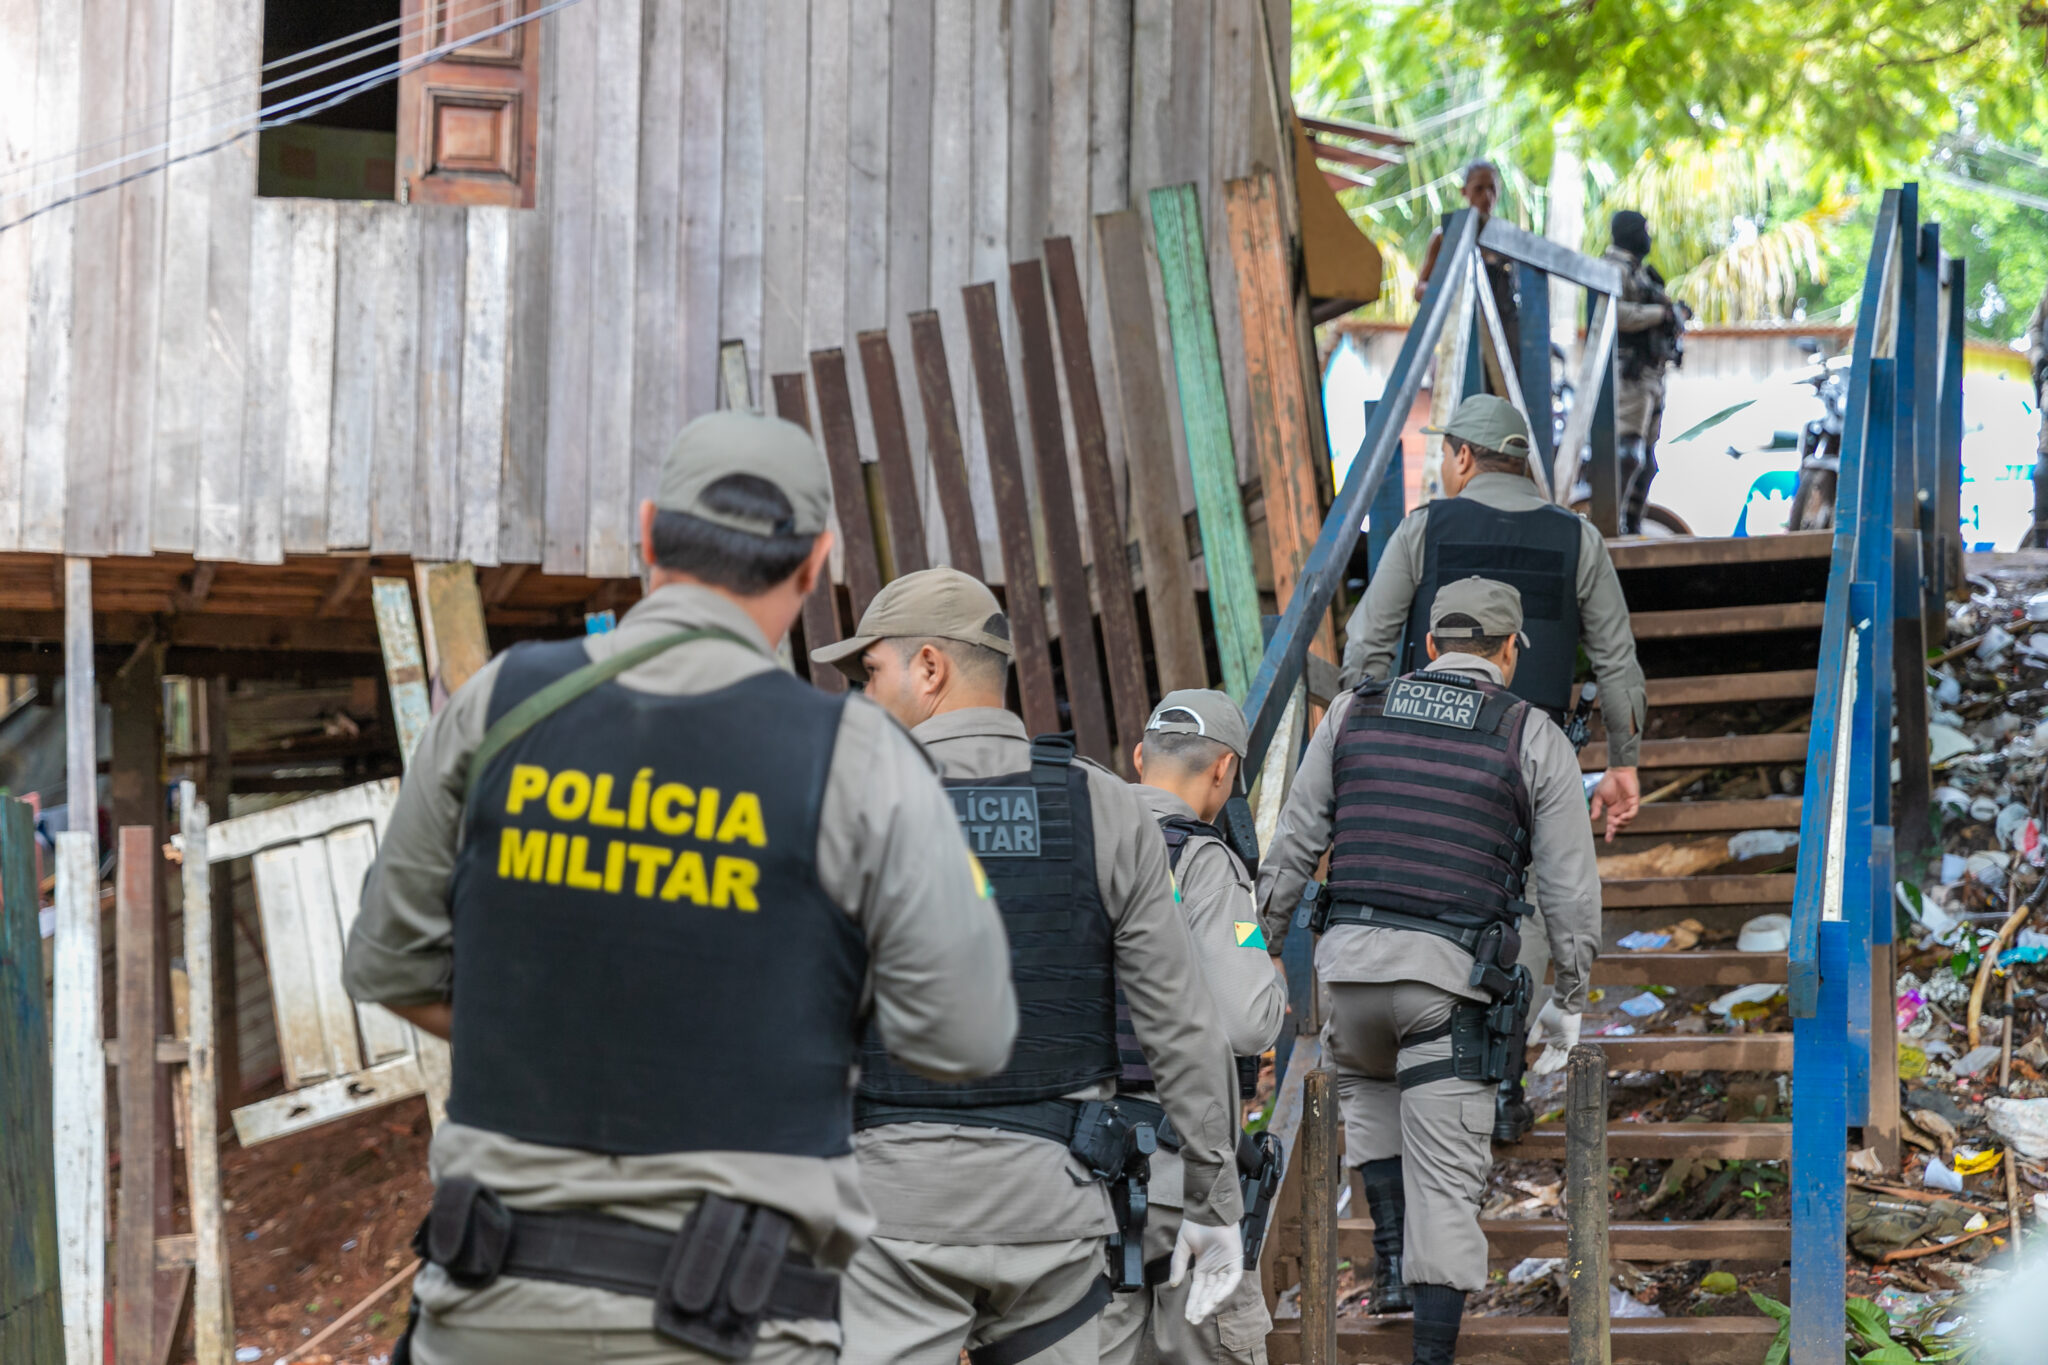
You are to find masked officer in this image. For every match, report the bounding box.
[1257,579,1600,1365]
[1099,691,1288,1365]
[341,412,1019,1365]
[810,569,1247,1365]
[1339,393,1645,844]
[1606,209,1688,535]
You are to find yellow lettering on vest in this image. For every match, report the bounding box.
[715,792,767,847]
[498,828,547,881]
[547,769,592,821]
[650,783,695,835]
[588,773,628,828]
[660,851,710,904]
[545,832,568,884]
[505,764,549,814]
[565,836,604,890]
[695,788,722,841]
[627,843,673,897]
[628,768,654,831]
[603,839,627,892]
[711,856,760,911]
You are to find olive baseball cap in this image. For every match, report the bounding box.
[655,410,833,537]
[810,567,1014,682]
[1423,394,1531,459]
[1429,576,1531,648]
[1145,689,1250,761]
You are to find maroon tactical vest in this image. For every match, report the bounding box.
[1325,670,1535,928]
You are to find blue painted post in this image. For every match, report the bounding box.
[1360,400,1406,579]
[1937,256,1966,577]
[0,795,62,1360]
[1791,915,1853,1363]
[1846,363,1896,1124]
[1516,263,1553,473]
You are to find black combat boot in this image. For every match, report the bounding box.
[1410,1284,1466,1365]
[1493,1076,1534,1143]
[1357,1157,1413,1315]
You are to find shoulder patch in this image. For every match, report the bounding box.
[1385,677,1482,729]
[1233,921,1268,950]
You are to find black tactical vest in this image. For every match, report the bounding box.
[1325,671,1535,928]
[1112,815,1225,1089]
[1402,495,1584,715]
[858,737,1119,1107]
[447,638,867,1157]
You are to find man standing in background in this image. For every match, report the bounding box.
[2026,283,2048,547]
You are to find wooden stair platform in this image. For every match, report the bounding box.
[1581,732,1809,771]
[1504,1122,1790,1161]
[1592,1032,1790,1071]
[1591,799,1801,835]
[1642,669,1819,707]
[1630,601,1826,640]
[1592,950,1787,987]
[1335,1219,1792,1267]
[1603,874,1794,908]
[1269,1316,1780,1364]
[1606,529,1833,570]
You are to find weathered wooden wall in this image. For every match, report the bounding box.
[0,0,1281,580]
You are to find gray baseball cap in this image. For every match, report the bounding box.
[655,410,834,537]
[1145,689,1250,761]
[1429,576,1531,648]
[810,567,1014,682]
[1423,394,1531,459]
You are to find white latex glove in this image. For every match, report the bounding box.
[1169,1218,1245,1325]
[1527,999,1582,1077]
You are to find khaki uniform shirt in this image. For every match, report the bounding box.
[1337,471,1647,766]
[342,584,1018,1334]
[854,708,1245,1244]
[1254,654,1601,1013]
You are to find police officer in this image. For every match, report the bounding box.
[1606,209,1688,535]
[809,569,1247,1365]
[1339,393,1646,844]
[1099,691,1288,1365]
[1257,579,1600,1365]
[341,412,1019,1365]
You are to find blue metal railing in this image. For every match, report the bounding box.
[1788,186,1958,1361]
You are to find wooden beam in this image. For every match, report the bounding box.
[1606,530,1833,571]
[1591,950,1787,988]
[176,785,234,1365]
[64,559,96,840]
[52,831,106,1365]
[171,562,217,614]
[905,311,985,579]
[14,611,385,654]
[0,798,63,1360]
[719,338,753,409]
[315,558,373,618]
[1603,874,1794,908]
[478,563,529,607]
[1505,1122,1791,1161]
[771,372,846,693]
[808,350,885,622]
[854,330,930,577]
[1150,183,1263,697]
[413,563,492,699]
[369,580,433,765]
[1580,732,1810,772]
[1641,670,1818,707]
[1266,1316,1781,1365]
[1629,602,1826,640]
[1336,1219,1791,1268]
[115,827,160,1365]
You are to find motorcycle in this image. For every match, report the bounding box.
[1783,339,1850,531]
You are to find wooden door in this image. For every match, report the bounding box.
[397,0,543,207]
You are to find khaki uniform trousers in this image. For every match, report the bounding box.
[1096,1197,1270,1365]
[839,1234,1103,1365]
[411,1314,832,1365]
[1323,981,1494,1291]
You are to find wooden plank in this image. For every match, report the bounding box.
[0,0,36,552]
[175,787,233,1365]
[631,0,686,519]
[1642,670,1819,707]
[1096,209,1206,692]
[885,0,934,558]
[52,831,105,1365]
[1007,0,1049,262]
[1083,0,1132,515]
[1009,259,1114,765]
[1334,1219,1793,1268]
[1607,530,1834,571]
[325,204,379,551]
[206,781,401,868]
[845,0,890,368]
[966,0,1010,560]
[585,0,644,580]
[247,847,337,1088]
[115,827,159,1365]
[370,581,434,764]
[759,0,810,376]
[228,1056,424,1148]
[856,331,931,575]
[63,0,130,557]
[1603,874,1794,908]
[679,0,726,423]
[1266,1317,1782,1365]
[770,373,846,692]
[717,0,766,404]
[323,825,411,1066]
[369,209,422,557]
[1150,183,1262,697]
[281,203,338,554]
[1629,601,1826,640]
[1207,0,1255,490]
[240,203,291,565]
[809,350,885,621]
[1594,1033,1792,1071]
[541,0,598,573]
[196,0,259,562]
[1505,1122,1791,1162]
[1581,732,1811,772]
[415,563,493,699]
[927,0,982,566]
[499,176,551,564]
[284,840,367,1081]
[1044,238,1149,764]
[1593,950,1788,987]
[459,209,510,566]
[721,343,754,410]
[962,282,1060,736]
[905,314,984,577]
[0,798,62,1362]
[147,0,213,555]
[414,207,466,563]
[18,0,81,554]
[64,560,95,838]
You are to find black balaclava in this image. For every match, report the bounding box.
[1611,210,1652,260]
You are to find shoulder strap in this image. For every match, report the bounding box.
[1028,732,1077,785]
[1158,815,1225,872]
[466,627,761,799]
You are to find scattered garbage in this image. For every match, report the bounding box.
[1985,1098,2048,1160]
[236,1351,265,1363]
[1507,1256,1561,1285]
[1727,828,1799,861]
[1922,1157,1965,1193]
[1952,1045,2003,1078]
[1616,930,1671,952]
[1617,992,1668,1018]
[1930,723,1979,767]
[1608,1285,1664,1318]
[1711,983,1785,1016]
[1738,913,1792,953]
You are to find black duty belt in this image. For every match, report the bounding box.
[854,1097,1088,1146]
[1323,900,1505,954]
[415,1180,835,1361]
[1111,1095,1181,1152]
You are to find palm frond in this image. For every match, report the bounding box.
[1669,198,1853,323]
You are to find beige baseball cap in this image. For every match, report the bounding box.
[655,410,834,537]
[1145,689,1250,760]
[810,567,1014,682]
[1428,576,1531,648]
[1422,393,1531,459]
